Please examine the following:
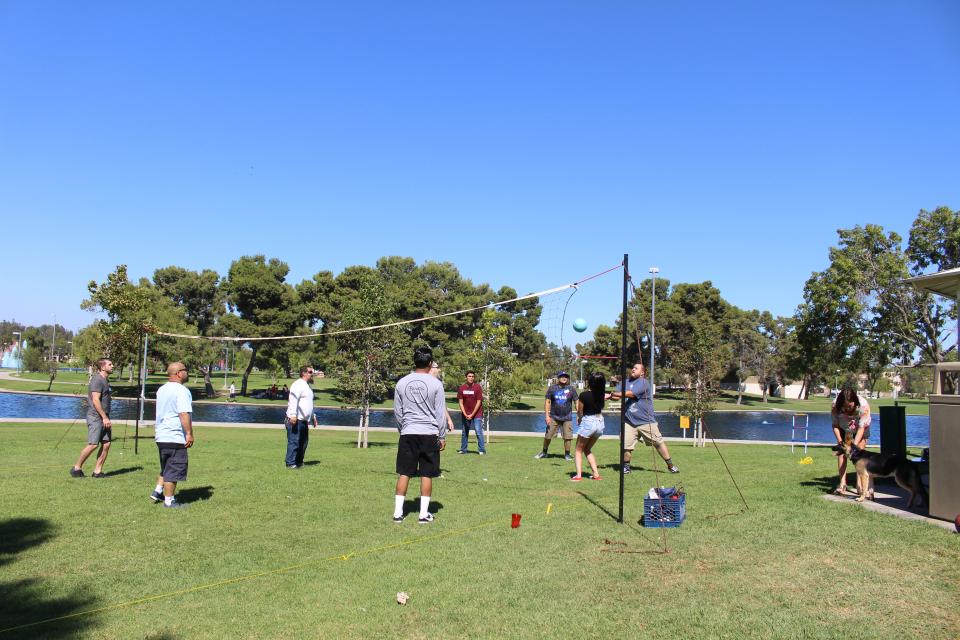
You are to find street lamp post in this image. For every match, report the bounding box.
[835,369,841,395]
[649,267,659,394]
[12,331,21,375]
[50,314,57,363]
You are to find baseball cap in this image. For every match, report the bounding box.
[556,371,569,378]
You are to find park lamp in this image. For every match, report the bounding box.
[649,267,659,392]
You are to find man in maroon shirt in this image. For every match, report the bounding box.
[457,371,486,455]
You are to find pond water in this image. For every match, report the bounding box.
[0,392,931,446]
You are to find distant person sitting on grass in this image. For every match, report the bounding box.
[571,372,609,481]
[149,362,195,509]
[831,387,871,495]
[71,358,114,478]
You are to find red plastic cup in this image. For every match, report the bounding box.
[511,513,521,528]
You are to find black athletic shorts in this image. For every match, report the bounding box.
[396,434,441,478]
[157,442,189,482]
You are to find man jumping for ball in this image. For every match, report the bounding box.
[610,362,679,474]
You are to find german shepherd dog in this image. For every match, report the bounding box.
[833,438,927,507]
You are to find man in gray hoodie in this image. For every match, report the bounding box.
[392,346,447,524]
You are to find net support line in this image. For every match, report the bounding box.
[153,262,624,343]
[156,285,574,343]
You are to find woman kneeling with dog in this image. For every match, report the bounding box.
[831,387,871,495]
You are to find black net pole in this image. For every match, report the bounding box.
[618,253,628,524]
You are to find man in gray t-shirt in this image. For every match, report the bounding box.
[71,358,115,478]
[610,362,678,475]
[392,346,447,524]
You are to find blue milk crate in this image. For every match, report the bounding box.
[642,494,686,528]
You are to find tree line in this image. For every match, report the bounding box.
[3,206,955,413]
[576,206,959,406]
[71,256,549,412]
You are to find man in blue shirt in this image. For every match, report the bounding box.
[149,362,195,509]
[535,371,578,460]
[610,362,679,474]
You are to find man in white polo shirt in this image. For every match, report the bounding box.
[285,365,318,468]
[149,362,195,509]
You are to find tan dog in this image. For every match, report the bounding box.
[833,438,927,507]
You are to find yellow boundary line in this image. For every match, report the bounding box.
[0,519,502,635]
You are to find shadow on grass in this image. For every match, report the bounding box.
[802,473,855,492]
[601,462,655,473]
[178,486,214,504]
[102,466,143,477]
[576,491,618,522]
[400,500,445,517]
[0,518,99,637]
[335,441,394,448]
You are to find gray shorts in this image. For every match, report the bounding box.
[157,443,189,482]
[86,417,112,445]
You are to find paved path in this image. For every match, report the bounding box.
[823,488,953,531]
[0,370,87,385]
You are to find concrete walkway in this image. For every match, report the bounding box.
[823,487,955,532]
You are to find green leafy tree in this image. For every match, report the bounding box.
[221,256,304,396]
[469,309,519,435]
[81,265,155,376]
[153,266,226,397]
[673,321,726,447]
[331,271,408,448]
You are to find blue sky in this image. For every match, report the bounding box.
[2,1,958,345]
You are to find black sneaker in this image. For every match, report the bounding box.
[69,467,84,478]
[149,490,163,503]
[92,472,106,478]
[392,514,405,523]
[418,513,435,524]
[623,464,632,474]
[163,499,187,509]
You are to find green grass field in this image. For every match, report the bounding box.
[1,423,956,639]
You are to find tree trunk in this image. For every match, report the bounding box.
[241,344,258,396]
[202,362,215,398]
